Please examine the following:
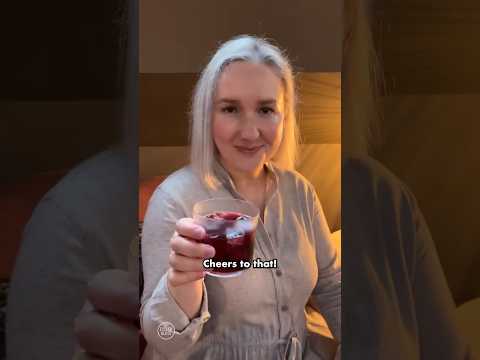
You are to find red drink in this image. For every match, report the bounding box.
[199,211,256,275]
[193,198,259,278]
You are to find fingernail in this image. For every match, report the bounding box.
[205,246,215,258]
[195,227,205,238]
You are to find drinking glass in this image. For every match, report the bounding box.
[193,198,259,278]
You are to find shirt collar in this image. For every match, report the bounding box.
[212,158,279,195]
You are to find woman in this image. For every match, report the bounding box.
[342,0,473,358]
[140,35,341,359]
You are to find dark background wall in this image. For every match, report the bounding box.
[140,0,341,73]
[373,0,480,305]
[1,1,128,182]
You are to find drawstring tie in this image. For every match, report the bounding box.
[283,332,302,360]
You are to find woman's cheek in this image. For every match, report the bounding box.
[270,116,284,144]
[212,116,234,144]
[271,113,283,124]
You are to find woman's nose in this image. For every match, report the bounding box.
[239,117,260,140]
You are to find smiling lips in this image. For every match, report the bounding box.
[235,145,264,154]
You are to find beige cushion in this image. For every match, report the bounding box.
[330,230,341,266]
[455,298,480,357]
[297,144,341,232]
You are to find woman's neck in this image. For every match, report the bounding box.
[219,160,268,212]
[220,160,266,189]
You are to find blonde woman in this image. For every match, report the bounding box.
[140,35,341,359]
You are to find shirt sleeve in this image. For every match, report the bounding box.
[140,272,211,357]
[6,198,93,359]
[407,190,473,359]
[140,187,210,358]
[305,184,342,343]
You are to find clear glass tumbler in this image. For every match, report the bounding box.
[193,198,259,278]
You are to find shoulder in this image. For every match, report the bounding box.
[21,149,133,270]
[156,165,200,193]
[342,157,416,207]
[271,164,321,218]
[342,156,421,237]
[33,148,134,227]
[44,148,131,208]
[343,156,406,190]
[146,165,209,219]
[152,165,204,202]
[34,149,135,232]
[273,164,317,197]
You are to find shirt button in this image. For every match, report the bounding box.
[281,305,289,312]
[275,269,282,276]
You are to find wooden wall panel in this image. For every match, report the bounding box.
[140,0,341,73]
[376,94,480,304]
[297,73,341,144]
[375,0,480,93]
[372,1,480,303]
[139,73,196,147]
[140,72,340,146]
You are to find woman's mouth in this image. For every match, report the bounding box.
[235,145,264,155]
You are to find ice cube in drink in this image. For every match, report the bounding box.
[200,211,256,274]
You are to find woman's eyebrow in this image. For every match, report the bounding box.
[215,98,278,105]
[215,98,239,105]
[258,99,277,105]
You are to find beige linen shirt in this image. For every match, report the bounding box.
[140,161,341,359]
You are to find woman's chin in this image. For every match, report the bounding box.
[239,160,267,174]
[218,150,269,175]
[227,158,264,175]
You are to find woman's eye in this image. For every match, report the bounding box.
[259,107,275,115]
[221,106,238,114]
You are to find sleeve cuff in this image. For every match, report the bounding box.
[146,273,210,333]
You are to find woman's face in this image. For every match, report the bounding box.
[212,61,285,177]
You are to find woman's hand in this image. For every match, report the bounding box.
[167,218,215,285]
[167,218,215,319]
[73,269,142,360]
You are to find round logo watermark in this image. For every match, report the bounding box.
[157,321,175,340]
